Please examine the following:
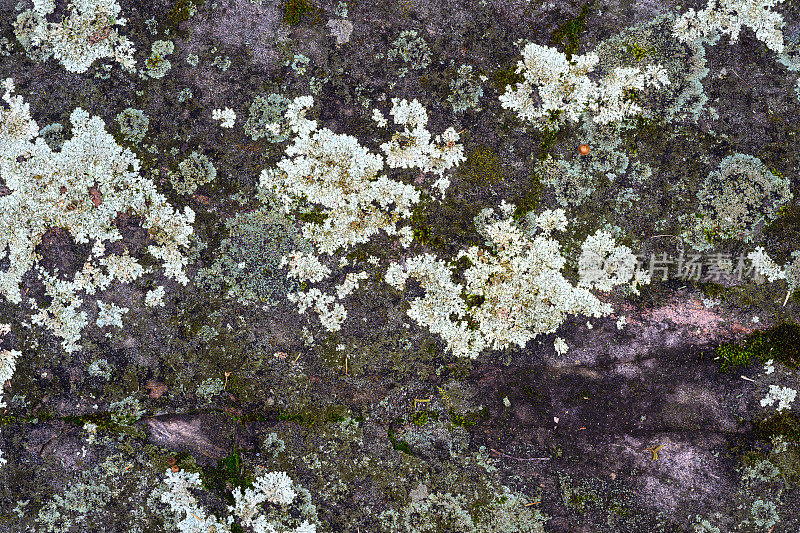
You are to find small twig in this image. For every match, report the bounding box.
[413,398,430,409]
[490,448,551,461]
[729,68,752,90]
[645,444,664,460]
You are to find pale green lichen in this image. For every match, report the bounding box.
[109,396,145,426]
[38,123,65,151]
[245,93,291,142]
[177,87,194,102]
[379,487,547,532]
[212,55,231,71]
[194,202,311,306]
[749,499,779,528]
[13,0,136,73]
[145,40,175,79]
[195,377,225,402]
[594,13,711,124]
[448,65,484,114]
[157,467,318,532]
[116,108,150,145]
[170,151,217,195]
[0,81,195,351]
[34,454,161,532]
[387,30,431,76]
[688,153,792,249]
[88,358,112,380]
[263,432,287,457]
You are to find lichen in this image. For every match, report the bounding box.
[115,108,150,145]
[170,151,217,196]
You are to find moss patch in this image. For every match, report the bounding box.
[388,424,414,455]
[460,145,505,185]
[278,404,349,427]
[754,411,800,443]
[625,42,654,62]
[549,2,594,60]
[511,174,544,223]
[716,322,800,373]
[492,65,524,93]
[410,410,436,426]
[284,0,316,25]
[169,0,204,27]
[201,448,253,505]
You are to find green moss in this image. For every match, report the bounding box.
[609,502,632,517]
[295,207,329,225]
[716,343,755,373]
[169,0,202,26]
[388,426,414,455]
[443,360,474,381]
[698,281,726,299]
[411,222,441,248]
[62,412,141,438]
[284,0,316,25]
[754,411,800,443]
[408,193,481,255]
[625,42,654,61]
[549,2,593,60]
[492,65,524,93]
[410,410,436,426]
[201,448,253,505]
[538,128,560,160]
[559,472,601,514]
[459,146,505,188]
[512,174,543,223]
[449,409,482,428]
[36,410,55,422]
[716,322,800,373]
[764,204,800,264]
[0,409,59,426]
[461,293,485,310]
[278,404,349,427]
[423,339,439,355]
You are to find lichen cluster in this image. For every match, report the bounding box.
[1,0,800,530]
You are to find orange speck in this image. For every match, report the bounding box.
[579,144,590,156]
[193,193,211,206]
